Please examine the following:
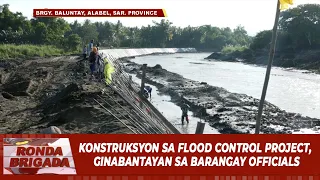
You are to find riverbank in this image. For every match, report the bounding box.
[0,56,146,134]
[205,49,320,74]
[130,75,219,134]
[0,48,197,134]
[123,58,320,134]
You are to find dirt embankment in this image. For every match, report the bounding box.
[123,59,320,134]
[0,56,141,134]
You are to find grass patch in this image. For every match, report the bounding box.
[221,45,248,55]
[0,44,74,60]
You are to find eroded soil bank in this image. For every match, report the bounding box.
[0,57,140,134]
[123,58,320,134]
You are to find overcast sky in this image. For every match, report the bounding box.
[1,0,320,36]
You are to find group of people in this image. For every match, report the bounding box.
[82,40,104,81]
[82,42,190,125]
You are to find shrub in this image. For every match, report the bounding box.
[0,44,66,59]
[221,45,248,54]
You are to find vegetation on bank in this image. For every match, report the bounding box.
[221,45,248,55]
[0,3,319,72]
[0,4,251,59]
[0,44,72,59]
[218,4,320,72]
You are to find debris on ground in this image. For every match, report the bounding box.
[0,56,141,134]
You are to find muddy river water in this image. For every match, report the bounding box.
[131,76,219,134]
[131,53,320,119]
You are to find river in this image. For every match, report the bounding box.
[131,53,320,119]
[131,76,219,134]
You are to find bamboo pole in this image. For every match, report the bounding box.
[255,0,281,134]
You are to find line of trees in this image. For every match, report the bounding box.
[250,4,320,51]
[1,3,319,65]
[0,4,252,52]
[233,4,320,69]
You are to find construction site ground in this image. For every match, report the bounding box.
[0,56,147,134]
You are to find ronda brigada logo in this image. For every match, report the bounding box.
[3,138,77,175]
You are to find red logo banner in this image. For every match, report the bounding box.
[0,134,319,180]
[33,9,167,17]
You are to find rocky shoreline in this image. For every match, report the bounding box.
[123,58,320,134]
[204,51,320,74]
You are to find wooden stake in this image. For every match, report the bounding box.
[140,64,147,94]
[195,121,205,134]
[129,75,133,90]
[140,64,147,108]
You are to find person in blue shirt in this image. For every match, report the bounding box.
[144,85,152,99]
[88,40,94,54]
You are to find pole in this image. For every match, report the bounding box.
[255,0,281,134]
[140,64,147,108]
[129,75,133,90]
[140,64,147,94]
[195,122,205,134]
[195,111,205,134]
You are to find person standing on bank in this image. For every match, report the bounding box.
[181,102,190,125]
[96,48,104,82]
[82,45,87,60]
[88,39,94,54]
[88,47,98,80]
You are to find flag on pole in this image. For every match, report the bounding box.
[279,0,294,10]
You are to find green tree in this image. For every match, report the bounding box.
[65,34,81,52]
[33,22,48,44]
[152,19,173,47]
[279,4,320,49]
[233,25,251,46]
[78,20,99,45]
[250,30,272,50]
[1,3,254,52]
